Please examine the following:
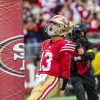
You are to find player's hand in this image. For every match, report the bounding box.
[78,47,84,55]
[58,90,64,96]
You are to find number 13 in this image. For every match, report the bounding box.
[40,51,53,71]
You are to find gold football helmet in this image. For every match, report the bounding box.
[46,15,70,36]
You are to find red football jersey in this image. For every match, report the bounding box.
[39,39,75,79]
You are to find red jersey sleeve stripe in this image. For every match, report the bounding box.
[65,43,74,46]
[62,46,75,49]
[60,43,75,52]
[60,48,75,52]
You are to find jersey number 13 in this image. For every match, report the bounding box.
[40,51,53,71]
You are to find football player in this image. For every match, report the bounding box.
[28,15,75,100]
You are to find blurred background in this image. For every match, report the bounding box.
[23,0,100,99]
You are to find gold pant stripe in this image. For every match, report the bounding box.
[28,75,59,100]
[39,77,58,100]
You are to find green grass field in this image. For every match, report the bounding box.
[25,94,100,100]
[25,95,76,100]
[49,95,76,100]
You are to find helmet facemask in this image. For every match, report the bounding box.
[45,15,70,37]
[46,21,60,36]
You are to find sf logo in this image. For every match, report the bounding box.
[13,43,25,70]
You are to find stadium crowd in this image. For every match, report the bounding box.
[24,0,100,44]
[24,0,100,95]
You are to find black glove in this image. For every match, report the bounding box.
[60,78,69,90]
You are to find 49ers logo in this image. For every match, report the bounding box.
[0,35,24,77]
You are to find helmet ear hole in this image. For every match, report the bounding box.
[62,30,65,32]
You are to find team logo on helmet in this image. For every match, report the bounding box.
[62,18,69,25]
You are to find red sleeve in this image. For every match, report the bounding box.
[59,41,75,79]
[59,51,72,79]
[60,41,75,54]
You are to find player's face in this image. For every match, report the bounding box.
[48,22,59,32]
[47,21,60,37]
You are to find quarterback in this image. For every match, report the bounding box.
[28,15,75,100]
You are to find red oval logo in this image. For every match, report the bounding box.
[0,35,24,77]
